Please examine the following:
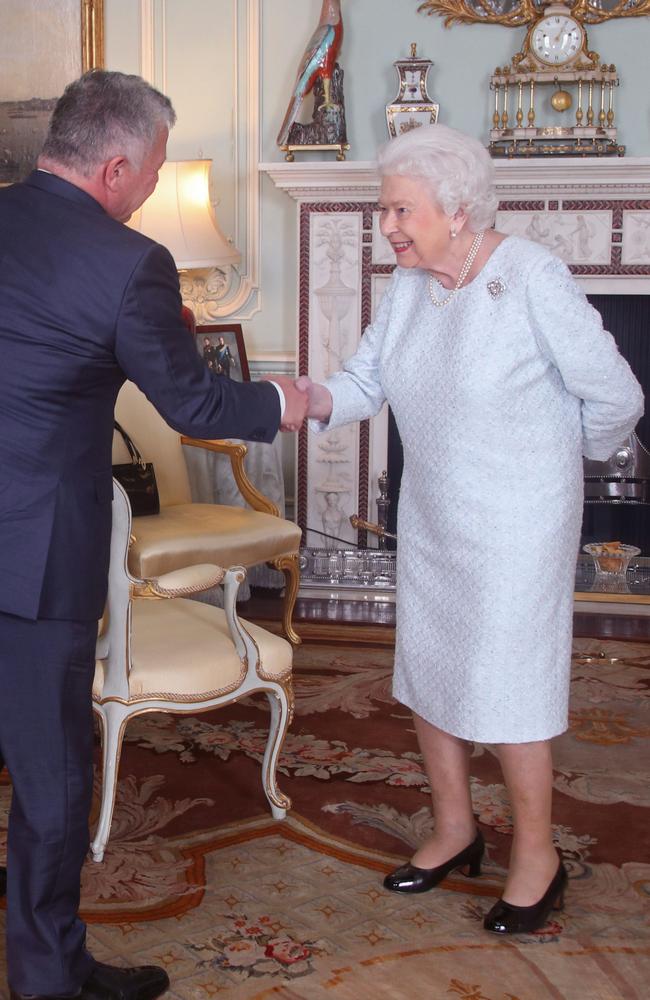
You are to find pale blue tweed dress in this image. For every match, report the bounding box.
[314,237,643,743]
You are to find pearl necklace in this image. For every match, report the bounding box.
[428,230,485,308]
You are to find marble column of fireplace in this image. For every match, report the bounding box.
[262,158,650,605]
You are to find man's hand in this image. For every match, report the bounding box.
[294,376,333,423]
[265,375,309,432]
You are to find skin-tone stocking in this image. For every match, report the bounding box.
[494,739,559,906]
[410,714,476,868]
[412,714,559,905]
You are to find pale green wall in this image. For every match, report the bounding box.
[106,0,240,246]
[262,0,650,160]
[104,0,650,363]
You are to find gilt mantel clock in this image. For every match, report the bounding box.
[417,0,650,157]
[529,6,586,67]
[490,2,622,157]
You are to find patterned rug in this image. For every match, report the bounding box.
[1,636,649,998]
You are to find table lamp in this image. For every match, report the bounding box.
[128,159,240,322]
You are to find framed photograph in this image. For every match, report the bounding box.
[196,324,250,383]
[0,0,104,185]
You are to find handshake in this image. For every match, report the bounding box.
[268,375,333,433]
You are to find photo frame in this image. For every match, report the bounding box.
[196,324,250,383]
[0,0,104,185]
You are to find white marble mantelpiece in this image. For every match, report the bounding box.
[261,156,650,555]
[262,157,650,202]
[262,157,650,295]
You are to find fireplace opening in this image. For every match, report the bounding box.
[386,295,650,556]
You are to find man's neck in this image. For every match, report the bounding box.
[37,156,107,211]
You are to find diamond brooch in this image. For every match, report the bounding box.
[487,278,506,299]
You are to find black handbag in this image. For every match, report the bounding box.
[112,420,160,516]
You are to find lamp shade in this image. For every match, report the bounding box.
[128,159,240,270]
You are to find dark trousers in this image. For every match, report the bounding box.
[0,612,97,995]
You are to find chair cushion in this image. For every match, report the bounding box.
[93,598,292,701]
[128,503,302,577]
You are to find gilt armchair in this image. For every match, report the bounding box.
[113,380,302,643]
[91,479,294,862]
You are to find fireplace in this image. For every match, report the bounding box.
[384,294,650,554]
[261,157,650,598]
[581,296,650,556]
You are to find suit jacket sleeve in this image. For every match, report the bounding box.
[114,243,280,443]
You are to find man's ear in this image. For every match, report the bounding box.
[102,155,129,193]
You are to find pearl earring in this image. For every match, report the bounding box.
[450,228,457,239]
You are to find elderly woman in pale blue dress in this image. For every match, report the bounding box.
[298,124,643,935]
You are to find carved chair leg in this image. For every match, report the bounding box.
[261,679,294,820]
[91,702,128,863]
[268,553,301,645]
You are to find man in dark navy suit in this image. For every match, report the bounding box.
[0,71,307,1000]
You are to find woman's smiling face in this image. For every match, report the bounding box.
[378,174,455,272]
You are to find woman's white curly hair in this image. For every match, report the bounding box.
[377,124,498,231]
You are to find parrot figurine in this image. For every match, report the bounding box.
[277,0,343,148]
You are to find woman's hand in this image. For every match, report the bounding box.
[295,376,333,423]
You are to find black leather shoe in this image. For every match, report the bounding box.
[483,856,568,935]
[383,830,485,893]
[0,865,6,897]
[9,961,170,1000]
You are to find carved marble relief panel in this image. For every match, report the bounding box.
[366,273,394,517]
[621,211,650,265]
[370,274,393,320]
[495,209,613,265]
[372,212,395,265]
[495,200,650,275]
[310,214,362,377]
[304,211,363,549]
[298,202,397,550]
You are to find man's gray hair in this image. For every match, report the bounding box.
[41,70,176,176]
[377,124,498,232]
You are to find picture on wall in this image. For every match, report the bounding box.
[0,0,103,184]
[196,324,250,383]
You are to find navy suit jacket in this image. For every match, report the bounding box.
[0,170,281,622]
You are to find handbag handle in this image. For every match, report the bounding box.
[114,420,146,470]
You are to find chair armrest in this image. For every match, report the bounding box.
[131,563,225,600]
[181,436,280,517]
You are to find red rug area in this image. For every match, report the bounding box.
[0,637,649,998]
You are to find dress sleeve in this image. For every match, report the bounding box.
[311,273,397,433]
[527,253,644,460]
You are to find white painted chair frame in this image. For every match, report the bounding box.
[91,479,293,863]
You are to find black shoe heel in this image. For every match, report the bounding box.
[383,830,485,894]
[466,855,482,878]
[483,856,568,935]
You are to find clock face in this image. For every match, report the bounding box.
[532,14,584,66]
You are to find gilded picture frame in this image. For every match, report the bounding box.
[417,0,650,28]
[0,0,104,185]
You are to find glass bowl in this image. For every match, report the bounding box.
[583,543,641,593]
